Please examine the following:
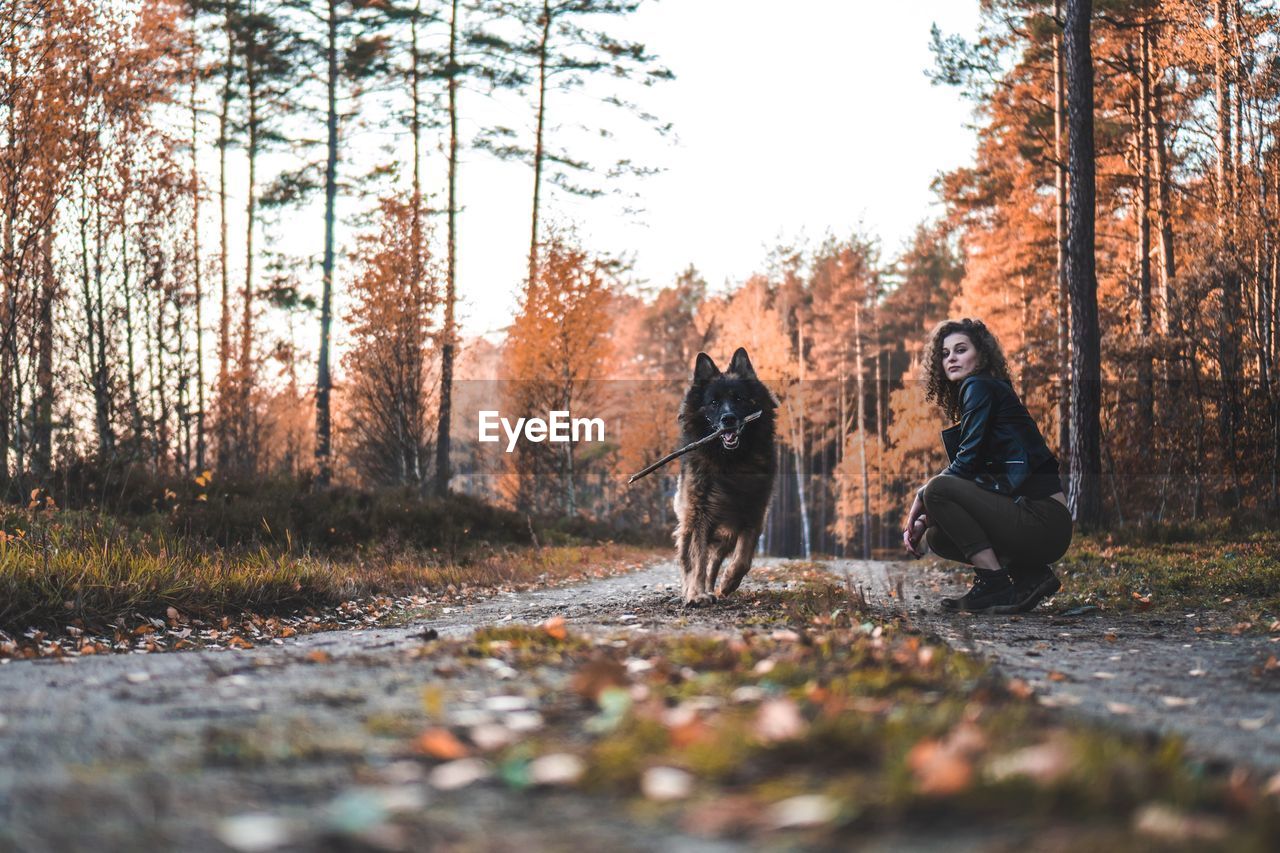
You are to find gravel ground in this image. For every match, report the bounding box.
[0,557,1275,852]
[834,558,1280,771]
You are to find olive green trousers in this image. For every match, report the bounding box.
[922,474,1073,567]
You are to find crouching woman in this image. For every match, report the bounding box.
[903,318,1072,613]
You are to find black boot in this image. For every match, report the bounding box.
[940,568,1016,612]
[987,564,1061,614]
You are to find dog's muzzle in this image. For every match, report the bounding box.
[720,429,740,450]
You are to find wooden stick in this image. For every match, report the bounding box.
[627,410,762,484]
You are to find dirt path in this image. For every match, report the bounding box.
[0,560,784,853]
[0,558,1275,851]
[835,558,1280,771]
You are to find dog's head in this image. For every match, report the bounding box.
[680,347,777,451]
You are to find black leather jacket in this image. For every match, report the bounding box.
[940,372,1062,499]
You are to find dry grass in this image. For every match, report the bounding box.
[0,515,658,633]
[1053,526,1280,617]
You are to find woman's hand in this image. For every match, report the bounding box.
[903,492,928,557]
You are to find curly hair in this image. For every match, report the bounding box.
[923,318,1013,423]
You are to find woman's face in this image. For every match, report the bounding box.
[941,332,981,383]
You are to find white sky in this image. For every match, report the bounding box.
[450,0,983,338]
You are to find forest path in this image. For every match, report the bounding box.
[0,558,1275,851]
[836,559,1280,771]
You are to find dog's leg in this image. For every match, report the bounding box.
[677,524,698,604]
[681,522,718,607]
[717,526,761,597]
[705,533,734,596]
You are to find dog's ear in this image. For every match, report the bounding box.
[693,352,720,383]
[728,347,757,380]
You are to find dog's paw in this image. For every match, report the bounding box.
[717,577,744,597]
[682,592,718,608]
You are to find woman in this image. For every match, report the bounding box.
[903,318,1072,613]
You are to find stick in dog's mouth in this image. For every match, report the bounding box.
[627,410,763,484]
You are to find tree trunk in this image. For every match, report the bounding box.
[217,0,233,472]
[1053,0,1071,468]
[874,341,884,552]
[1064,0,1102,528]
[792,324,811,558]
[854,304,869,558]
[1214,0,1243,506]
[31,228,53,479]
[528,0,551,284]
[1,71,16,493]
[191,20,206,473]
[314,0,338,485]
[91,170,113,457]
[237,0,262,473]
[122,195,144,450]
[435,0,459,496]
[1150,41,1176,335]
[1135,19,1153,438]
[837,342,847,557]
[79,178,109,458]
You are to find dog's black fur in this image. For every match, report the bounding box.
[673,348,777,605]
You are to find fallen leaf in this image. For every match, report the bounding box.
[505,711,544,733]
[484,694,533,713]
[1047,670,1068,682]
[668,715,714,748]
[766,794,837,829]
[469,724,517,752]
[528,753,584,786]
[1160,696,1197,709]
[1006,678,1034,700]
[730,685,766,704]
[413,728,470,760]
[570,657,628,703]
[752,658,776,675]
[682,795,764,837]
[986,740,1072,784]
[543,616,568,641]
[428,758,489,790]
[907,739,973,795]
[1133,803,1229,842]
[305,650,332,664]
[216,813,295,852]
[641,766,693,801]
[753,698,807,742]
[1107,702,1136,715]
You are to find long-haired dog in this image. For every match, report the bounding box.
[672,348,778,606]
